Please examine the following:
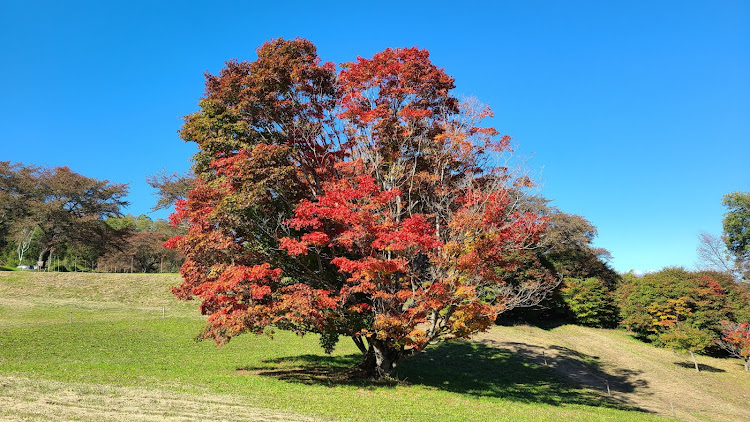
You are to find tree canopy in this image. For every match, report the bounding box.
[722,191,750,281]
[146,169,194,212]
[0,163,130,269]
[168,38,559,377]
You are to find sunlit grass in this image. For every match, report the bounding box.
[0,272,665,421]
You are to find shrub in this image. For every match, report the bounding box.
[559,277,618,327]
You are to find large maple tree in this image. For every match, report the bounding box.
[169,38,558,377]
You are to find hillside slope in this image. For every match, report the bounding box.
[476,324,750,421]
[2,272,745,421]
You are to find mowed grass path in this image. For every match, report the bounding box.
[1,272,667,421]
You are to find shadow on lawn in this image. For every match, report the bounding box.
[673,361,725,372]
[238,340,648,412]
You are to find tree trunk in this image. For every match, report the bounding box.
[371,339,397,378]
[354,337,419,379]
[690,351,700,372]
[744,358,750,372]
[357,345,377,377]
[355,339,397,379]
[351,336,367,354]
[37,248,51,270]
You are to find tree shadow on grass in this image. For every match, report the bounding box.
[673,361,725,372]
[237,354,371,387]
[493,342,650,393]
[396,341,646,411]
[238,340,650,412]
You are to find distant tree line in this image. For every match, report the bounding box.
[618,268,750,370]
[0,161,184,272]
[97,214,184,273]
[524,191,750,371]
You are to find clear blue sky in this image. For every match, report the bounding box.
[1,1,748,274]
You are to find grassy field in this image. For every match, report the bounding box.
[0,272,745,421]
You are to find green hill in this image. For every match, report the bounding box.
[1,272,746,421]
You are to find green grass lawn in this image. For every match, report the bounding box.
[0,272,666,421]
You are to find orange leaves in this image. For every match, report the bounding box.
[190,263,281,301]
[162,235,183,250]
[374,187,402,205]
[279,237,308,256]
[470,126,499,137]
[697,276,727,298]
[647,297,692,331]
[396,289,414,301]
[371,214,442,252]
[287,175,386,234]
[347,303,371,314]
[449,302,496,338]
[274,284,338,329]
[372,314,408,339]
[229,262,282,283]
[398,107,433,120]
[447,188,549,282]
[330,256,357,274]
[286,199,321,230]
[169,199,188,228]
[285,174,440,258]
[338,47,457,146]
[331,256,409,285]
[476,105,494,119]
[721,321,750,358]
[339,47,455,105]
[301,231,330,246]
[251,284,272,300]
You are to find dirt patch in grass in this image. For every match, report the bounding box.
[476,325,750,422]
[0,376,329,421]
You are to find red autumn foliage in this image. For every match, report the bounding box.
[168,38,558,378]
[720,321,750,370]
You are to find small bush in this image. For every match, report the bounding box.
[560,277,618,328]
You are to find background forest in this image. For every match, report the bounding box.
[0,162,184,273]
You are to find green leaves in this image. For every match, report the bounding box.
[559,277,618,328]
[659,321,715,354]
[722,191,750,265]
[616,268,750,355]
